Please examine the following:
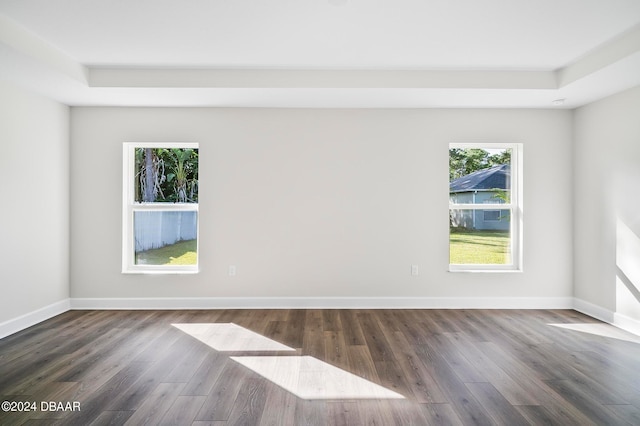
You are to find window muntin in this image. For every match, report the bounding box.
[449,144,522,271]
[123,143,199,273]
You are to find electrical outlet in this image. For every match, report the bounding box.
[411,265,419,276]
[228,265,236,276]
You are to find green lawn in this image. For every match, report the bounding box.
[135,239,197,265]
[449,229,510,264]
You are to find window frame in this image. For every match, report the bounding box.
[449,143,523,272]
[122,142,199,274]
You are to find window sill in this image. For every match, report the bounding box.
[448,267,522,273]
[122,268,199,275]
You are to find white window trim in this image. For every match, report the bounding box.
[122,142,199,274]
[449,143,523,272]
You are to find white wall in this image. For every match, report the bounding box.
[574,86,640,322]
[0,81,69,326]
[70,107,573,305]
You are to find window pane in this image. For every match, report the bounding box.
[135,147,198,203]
[483,210,500,221]
[134,211,198,265]
[449,148,511,205]
[449,209,511,264]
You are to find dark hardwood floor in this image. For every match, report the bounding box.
[1,309,639,425]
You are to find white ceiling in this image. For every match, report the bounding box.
[1,0,640,108]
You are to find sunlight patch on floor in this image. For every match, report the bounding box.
[172,323,295,352]
[549,323,640,344]
[231,355,405,400]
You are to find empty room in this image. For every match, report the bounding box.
[1,0,640,424]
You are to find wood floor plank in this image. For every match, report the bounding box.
[603,404,640,425]
[325,401,359,426]
[0,326,72,367]
[372,359,414,400]
[323,330,349,371]
[88,410,134,426]
[214,309,246,324]
[413,341,495,426]
[262,320,288,350]
[163,335,210,383]
[194,359,247,422]
[475,340,565,399]
[122,382,186,425]
[58,336,159,403]
[379,399,433,425]
[158,395,206,425]
[357,312,395,362]
[354,400,399,426]
[420,403,465,426]
[1,308,639,425]
[5,322,105,391]
[338,309,366,346]
[256,382,297,426]
[3,353,75,397]
[465,382,531,426]
[501,310,556,345]
[50,327,133,380]
[515,404,594,426]
[446,309,493,342]
[302,310,324,358]
[566,350,640,406]
[389,310,434,345]
[234,309,272,338]
[442,331,540,406]
[465,310,568,381]
[537,344,633,405]
[321,310,342,333]
[544,378,633,425]
[427,331,487,384]
[128,312,193,365]
[293,400,328,426]
[521,311,597,353]
[57,361,150,425]
[345,345,381,383]
[180,352,227,396]
[105,340,186,412]
[378,328,448,403]
[430,309,466,333]
[283,309,307,349]
[225,377,268,426]
[473,340,600,425]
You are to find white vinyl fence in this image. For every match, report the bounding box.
[134,211,197,252]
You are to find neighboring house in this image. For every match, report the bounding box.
[449,164,510,231]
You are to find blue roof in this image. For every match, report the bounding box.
[450,164,510,193]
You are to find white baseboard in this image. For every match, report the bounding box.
[573,297,640,336]
[70,296,575,310]
[0,299,71,339]
[613,312,640,336]
[572,298,615,323]
[4,297,637,340]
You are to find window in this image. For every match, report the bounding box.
[449,143,522,271]
[483,209,501,221]
[482,199,508,222]
[123,143,199,273]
